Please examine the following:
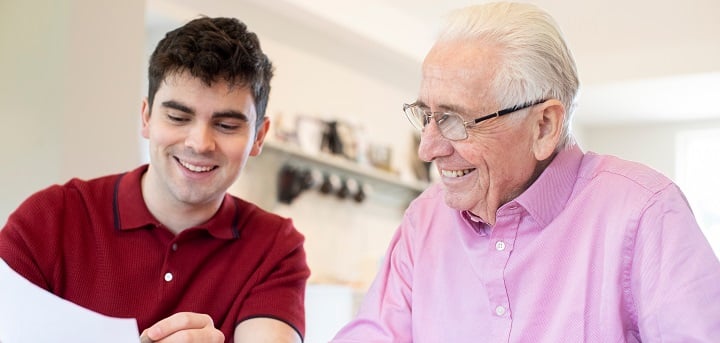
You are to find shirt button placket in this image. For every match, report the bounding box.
[491,240,510,318]
[165,242,178,283]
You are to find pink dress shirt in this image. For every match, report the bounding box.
[332,145,720,342]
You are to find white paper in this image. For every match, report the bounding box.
[305,284,355,343]
[0,258,140,343]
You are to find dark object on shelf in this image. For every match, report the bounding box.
[322,120,344,156]
[351,180,367,203]
[277,165,301,204]
[299,169,316,191]
[267,141,427,206]
[319,173,333,194]
[337,179,350,199]
[278,165,318,204]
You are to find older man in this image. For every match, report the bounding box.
[332,2,720,342]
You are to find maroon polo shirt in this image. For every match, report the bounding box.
[0,165,310,341]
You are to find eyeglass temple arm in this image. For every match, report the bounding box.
[471,99,546,124]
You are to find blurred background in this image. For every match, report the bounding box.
[1,0,719,341]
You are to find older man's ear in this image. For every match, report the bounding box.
[531,99,565,161]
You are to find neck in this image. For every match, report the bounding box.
[473,153,558,226]
[141,171,222,234]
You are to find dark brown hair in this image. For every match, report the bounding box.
[147,17,274,126]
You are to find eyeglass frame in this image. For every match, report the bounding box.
[402,99,547,141]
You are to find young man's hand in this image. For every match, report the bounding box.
[139,312,224,343]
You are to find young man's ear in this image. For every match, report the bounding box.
[250,118,271,156]
[141,98,151,139]
[531,99,565,160]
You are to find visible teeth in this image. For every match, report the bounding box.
[441,169,473,178]
[179,160,214,172]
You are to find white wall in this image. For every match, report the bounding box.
[261,36,420,179]
[580,118,720,180]
[0,0,145,222]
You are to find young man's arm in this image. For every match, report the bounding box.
[234,317,302,343]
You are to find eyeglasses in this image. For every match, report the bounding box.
[403,99,546,141]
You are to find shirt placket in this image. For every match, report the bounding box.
[486,207,521,340]
[161,237,182,299]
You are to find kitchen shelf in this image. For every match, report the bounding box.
[262,140,429,195]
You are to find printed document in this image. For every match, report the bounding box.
[0,258,140,343]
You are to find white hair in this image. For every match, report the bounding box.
[438,2,580,149]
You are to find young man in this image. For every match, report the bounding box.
[332,2,720,342]
[0,17,309,343]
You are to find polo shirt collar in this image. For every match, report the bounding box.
[113,165,240,239]
[514,144,584,228]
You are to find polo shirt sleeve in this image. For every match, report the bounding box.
[630,183,720,340]
[0,185,66,291]
[331,218,415,342]
[235,218,311,338]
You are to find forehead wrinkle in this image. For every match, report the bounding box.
[420,39,503,115]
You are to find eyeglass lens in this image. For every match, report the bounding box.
[407,107,466,140]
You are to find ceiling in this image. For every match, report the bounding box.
[147,0,720,126]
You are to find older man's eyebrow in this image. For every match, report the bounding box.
[415,100,465,113]
[413,100,428,108]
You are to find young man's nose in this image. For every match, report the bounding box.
[185,125,216,153]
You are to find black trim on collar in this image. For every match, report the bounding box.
[231,197,241,239]
[112,172,127,231]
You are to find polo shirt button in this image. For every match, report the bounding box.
[164,272,173,282]
[495,241,506,251]
[495,305,507,316]
[172,243,178,251]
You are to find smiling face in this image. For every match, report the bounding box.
[417,39,560,224]
[141,71,269,219]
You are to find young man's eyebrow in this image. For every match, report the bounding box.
[161,101,249,122]
[213,111,249,122]
[161,100,194,114]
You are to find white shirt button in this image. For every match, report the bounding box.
[164,272,173,282]
[171,243,178,251]
[495,305,507,316]
[495,241,506,251]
